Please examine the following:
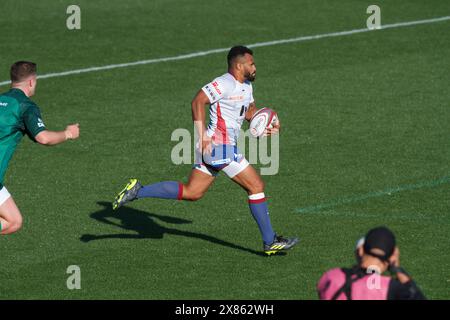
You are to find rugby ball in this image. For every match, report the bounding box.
[249,107,278,138]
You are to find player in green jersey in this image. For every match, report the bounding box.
[0,61,80,235]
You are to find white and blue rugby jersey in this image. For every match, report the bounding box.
[202,73,254,145]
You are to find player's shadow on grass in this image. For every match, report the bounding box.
[80,201,271,257]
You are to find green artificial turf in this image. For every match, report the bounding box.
[0,0,449,299]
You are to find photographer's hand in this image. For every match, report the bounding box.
[389,247,411,284]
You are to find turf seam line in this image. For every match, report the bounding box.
[295,175,450,214]
[0,15,449,87]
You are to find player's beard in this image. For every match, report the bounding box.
[245,71,256,82]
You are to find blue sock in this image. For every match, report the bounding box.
[137,181,183,200]
[248,193,276,245]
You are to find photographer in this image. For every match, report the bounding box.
[317,226,426,300]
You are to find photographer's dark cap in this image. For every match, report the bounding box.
[363,226,396,261]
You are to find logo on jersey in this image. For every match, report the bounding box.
[0,102,8,107]
[37,118,45,128]
[212,81,222,95]
[229,95,244,101]
[204,85,218,101]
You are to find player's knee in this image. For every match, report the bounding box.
[249,179,265,194]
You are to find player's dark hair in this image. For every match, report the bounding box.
[227,46,253,68]
[10,61,37,83]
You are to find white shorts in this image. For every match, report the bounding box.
[194,144,250,178]
[0,186,11,206]
[195,157,250,178]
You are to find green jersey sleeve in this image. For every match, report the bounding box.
[23,104,46,139]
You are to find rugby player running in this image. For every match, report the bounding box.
[113,46,298,255]
[0,61,80,235]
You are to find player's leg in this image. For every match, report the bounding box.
[230,164,275,244]
[180,168,216,201]
[0,187,23,235]
[136,168,215,201]
[230,163,298,255]
[231,163,265,195]
[113,167,216,209]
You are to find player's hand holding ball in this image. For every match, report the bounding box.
[249,107,280,138]
[65,123,80,140]
[264,115,280,136]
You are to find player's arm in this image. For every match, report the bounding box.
[35,124,79,146]
[245,102,258,121]
[191,90,212,154]
[23,104,79,146]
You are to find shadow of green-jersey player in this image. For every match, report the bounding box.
[0,61,80,235]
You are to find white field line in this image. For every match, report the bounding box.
[0,15,449,87]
